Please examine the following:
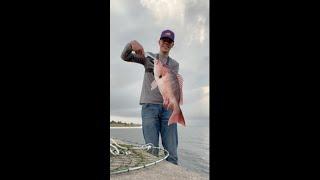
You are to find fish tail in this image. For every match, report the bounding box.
[168,106,186,127]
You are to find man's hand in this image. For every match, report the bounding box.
[130,40,145,57]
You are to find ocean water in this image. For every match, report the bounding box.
[110,120,209,178]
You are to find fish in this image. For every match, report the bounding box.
[150,59,186,126]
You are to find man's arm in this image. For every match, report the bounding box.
[120,40,146,65]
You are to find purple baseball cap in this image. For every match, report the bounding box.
[160,29,175,42]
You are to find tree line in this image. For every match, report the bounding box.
[110,120,141,127]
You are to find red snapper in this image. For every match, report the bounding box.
[151,59,186,126]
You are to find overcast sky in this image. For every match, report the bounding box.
[110,0,209,124]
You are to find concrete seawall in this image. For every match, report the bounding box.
[110,160,208,180]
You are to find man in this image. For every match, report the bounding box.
[120,30,180,165]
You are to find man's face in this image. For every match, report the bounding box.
[159,38,174,53]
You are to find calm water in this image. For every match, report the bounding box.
[110,120,209,177]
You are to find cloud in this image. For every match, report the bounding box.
[140,0,186,25]
[186,15,207,46]
[139,0,209,45]
[182,86,209,120]
[110,81,143,111]
[110,0,128,15]
[202,86,209,95]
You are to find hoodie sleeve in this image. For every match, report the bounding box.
[120,43,146,65]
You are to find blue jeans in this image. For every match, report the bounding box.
[141,103,178,165]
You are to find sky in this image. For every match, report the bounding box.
[110,0,210,124]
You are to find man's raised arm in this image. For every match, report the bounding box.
[120,40,146,65]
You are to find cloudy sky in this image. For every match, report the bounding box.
[110,0,209,124]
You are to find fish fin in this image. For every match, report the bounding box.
[168,104,186,127]
[176,74,184,105]
[151,80,158,90]
[164,103,169,110]
[163,102,167,109]
[167,102,174,110]
[168,109,186,127]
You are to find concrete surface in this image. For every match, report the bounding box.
[110,160,208,180]
[110,138,208,180]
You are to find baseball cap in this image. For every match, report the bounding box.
[160,30,175,42]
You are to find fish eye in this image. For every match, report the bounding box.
[159,75,162,78]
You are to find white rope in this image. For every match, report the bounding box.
[110,138,128,150]
[110,144,119,155]
[110,138,131,155]
[131,143,154,150]
[110,138,156,155]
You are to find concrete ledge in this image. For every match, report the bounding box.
[110,160,208,180]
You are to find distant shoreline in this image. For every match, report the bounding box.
[110,120,141,128]
[110,126,142,129]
